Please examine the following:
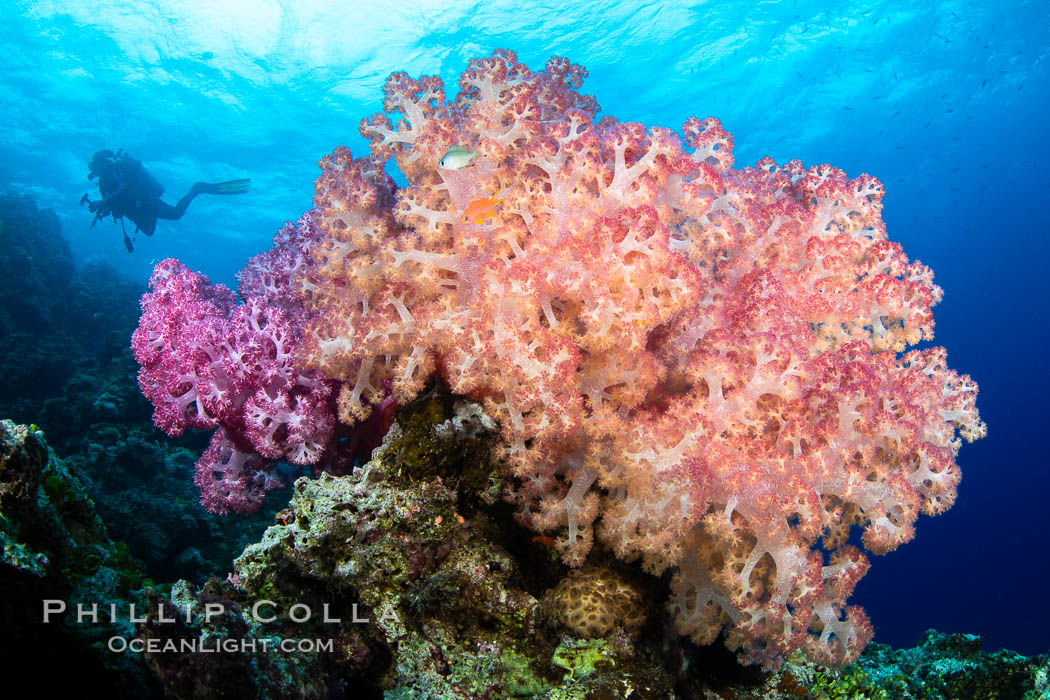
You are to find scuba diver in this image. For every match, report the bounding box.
[81,149,251,252]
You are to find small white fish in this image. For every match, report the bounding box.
[438,145,477,170]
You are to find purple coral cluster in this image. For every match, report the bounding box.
[131,218,334,514]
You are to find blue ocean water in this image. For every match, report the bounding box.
[1,0,1047,658]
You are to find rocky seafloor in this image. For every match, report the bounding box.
[2,407,1047,699]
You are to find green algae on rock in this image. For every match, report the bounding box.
[0,419,159,696]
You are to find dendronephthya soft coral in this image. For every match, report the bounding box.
[134,49,985,669]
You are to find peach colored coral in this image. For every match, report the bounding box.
[296,49,985,669]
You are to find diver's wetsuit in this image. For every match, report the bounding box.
[96,155,203,236]
[119,183,207,236]
[86,149,249,249]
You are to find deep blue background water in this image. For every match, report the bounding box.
[1,0,1047,656]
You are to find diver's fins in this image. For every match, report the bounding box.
[197,179,251,195]
[123,231,134,253]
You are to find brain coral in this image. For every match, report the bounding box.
[542,566,647,638]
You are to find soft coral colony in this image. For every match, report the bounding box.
[131,49,985,670]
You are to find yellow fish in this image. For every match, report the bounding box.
[461,188,505,224]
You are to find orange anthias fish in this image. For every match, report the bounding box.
[532,535,557,549]
[461,188,505,224]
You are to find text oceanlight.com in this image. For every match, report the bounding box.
[107,637,334,653]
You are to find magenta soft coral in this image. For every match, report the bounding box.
[132,255,334,515]
[132,49,986,669]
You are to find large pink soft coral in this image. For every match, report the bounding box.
[133,49,985,669]
[283,49,985,668]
